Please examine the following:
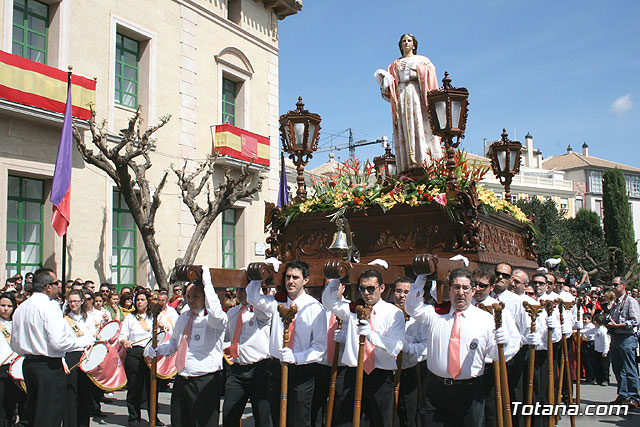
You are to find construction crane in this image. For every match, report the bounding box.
[316,128,389,156]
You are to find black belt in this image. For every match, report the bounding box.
[24,355,61,361]
[430,371,482,386]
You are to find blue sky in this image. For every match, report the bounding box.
[278,0,640,170]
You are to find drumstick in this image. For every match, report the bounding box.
[68,346,92,372]
[0,352,17,366]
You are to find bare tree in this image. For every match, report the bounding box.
[73,108,263,289]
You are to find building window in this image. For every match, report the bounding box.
[595,199,603,219]
[6,176,44,278]
[222,78,236,125]
[228,0,242,24]
[112,191,137,288]
[115,33,139,108]
[12,0,49,64]
[576,196,583,211]
[625,175,640,198]
[560,198,568,210]
[221,209,236,268]
[510,194,518,204]
[590,170,603,194]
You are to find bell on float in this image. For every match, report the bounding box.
[329,229,350,252]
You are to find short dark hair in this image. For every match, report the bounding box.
[32,268,55,293]
[393,276,413,287]
[449,268,474,286]
[531,272,547,283]
[283,260,310,279]
[93,292,103,300]
[398,33,418,55]
[359,268,383,287]
[0,292,17,320]
[473,267,495,283]
[593,313,606,326]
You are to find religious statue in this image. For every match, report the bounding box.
[375,34,442,173]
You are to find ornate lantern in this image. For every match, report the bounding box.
[427,72,469,192]
[373,136,396,179]
[488,129,522,202]
[279,97,322,202]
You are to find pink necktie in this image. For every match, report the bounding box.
[175,312,196,372]
[228,305,247,361]
[327,314,338,364]
[287,301,297,349]
[448,311,462,379]
[363,311,375,375]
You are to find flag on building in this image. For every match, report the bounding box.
[277,152,289,207]
[50,79,73,236]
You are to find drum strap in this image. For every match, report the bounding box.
[136,315,151,332]
[64,316,85,337]
[158,311,174,330]
[0,324,10,344]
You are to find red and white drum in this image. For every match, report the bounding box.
[9,355,26,393]
[97,320,121,345]
[81,342,127,392]
[144,331,177,379]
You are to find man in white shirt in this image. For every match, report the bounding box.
[247,260,327,427]
[222,287,272,427]
[405,268,507,427]
[393,277,428,427]
[150,267,227,426]
[11,268,75,427]
[322,268,404,427]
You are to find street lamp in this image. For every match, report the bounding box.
[373,136,396,181]
[488,129,522,202]
[427,72,469,192]
[279,97,322,202]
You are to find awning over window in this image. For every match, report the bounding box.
[0,50,96,120]
[214,124,270,167]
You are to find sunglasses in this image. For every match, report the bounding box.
[495,272,512,279]
[532,281,546,286]
[359,285,378,294]
[525,291,535,296]
[475,282,491,289]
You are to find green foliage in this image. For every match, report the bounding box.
[603,168,638,276]
[516,197,566,265]
[564,209,610,284]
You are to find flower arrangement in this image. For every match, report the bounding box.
[281,152,530,225]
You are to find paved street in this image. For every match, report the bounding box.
[91,378,638,426]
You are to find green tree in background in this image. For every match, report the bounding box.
[603,168,638,277]
[564,209,610,286]
[517,197,566,266]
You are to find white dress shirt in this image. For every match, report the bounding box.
[0,319,14,365]
[581,324,610,354]
[473,295,522,362]
[224,303,271,365]
[10,292,75,357]
[494,289,533,345]
[401,316,428,369]
[322,278,404,370]
[159,306,179,332]
[405,275,498,379]
[156,281,227,377]
[64,311,97,352]
[247,280,327,365]
[119,312,153,347]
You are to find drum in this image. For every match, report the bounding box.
[81,342,127,391]
[144,331,177,379]
[97,320,121,345]
[9,355,26,393]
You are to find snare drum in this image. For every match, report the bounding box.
[143,331,177,379]
[97,320,121,345]
[81,342,127,391]
[9,355,26,393]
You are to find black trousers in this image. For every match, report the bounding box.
[397,366,419,427]
[582,341,595,381]
[174,371,224,427]
[222,359,272,427]
[22,355,66,427]
[594,350,610,385]
[530,350,551,427]
[335,367,394,427]
[0,364,18,427]
[311,364,331,427]
[268,360,317,427]
[63,351,90,427]
[481,363,499,427]
[507,346,526,427]
[124,347,155,427]
[419,370,484,427]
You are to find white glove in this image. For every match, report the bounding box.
[602,352,608,358]
[147,346,157,358]
[334,329,346,344]
[546,316,558,329]
[264,257,282,272]
[368,259,389,269]
[561,323,572,335]
[575,321,583,330]
[494,327,508,345]
[402,337,415,354]
[526,332,542,347]
[279,347,296,364]
[357,321,373,339]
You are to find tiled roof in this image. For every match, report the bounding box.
[543,152,640,173]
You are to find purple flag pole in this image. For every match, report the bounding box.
[277,152,289,207]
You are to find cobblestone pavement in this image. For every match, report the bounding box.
[92,380,637,426]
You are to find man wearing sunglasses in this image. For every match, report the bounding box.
[10,268,75,427]
[322,268,405,426]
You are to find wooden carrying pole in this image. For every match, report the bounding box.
[575,298,582,406]
[352,305,372,427]
[149,307,160,427]
[392,306,409,427]
[557,302,576,427]
[542,300,557,427]
[479,303,507,427]
[326,318,342,427]
[523,301,542,427]
[277,304,297,427]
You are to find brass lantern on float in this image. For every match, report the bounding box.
[488,129,522,202]
[279,97,322,202]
